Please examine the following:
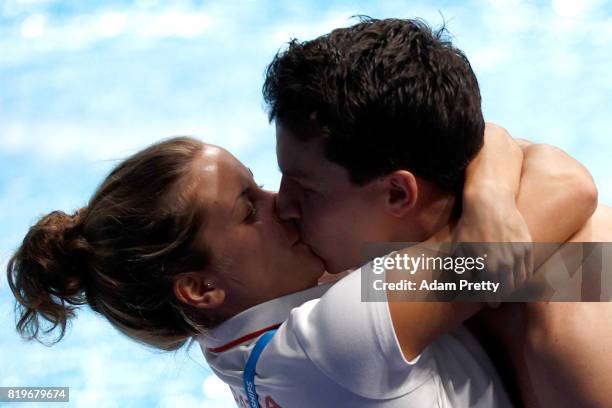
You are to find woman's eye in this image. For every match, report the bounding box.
[245,202,258,222]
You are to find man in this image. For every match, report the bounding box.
[265,17,611,407]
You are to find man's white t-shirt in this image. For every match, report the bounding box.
[197,268,512,407]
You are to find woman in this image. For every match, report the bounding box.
[5,134,594,407]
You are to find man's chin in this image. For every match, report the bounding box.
[306,248,338,273]
[327,266,358,275]
[300,242,355,274]
[320,260,346,275]
[324,257,362,275]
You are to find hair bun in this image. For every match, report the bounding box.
[33,209,93,294]
[6,207,93,343]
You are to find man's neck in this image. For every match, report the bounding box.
[398,181,460,243]
[429,214,459,242]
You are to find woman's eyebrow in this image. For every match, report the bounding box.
[230,186,251,218]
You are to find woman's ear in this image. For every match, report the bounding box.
[382,170,418,217]
[173,272,225,310]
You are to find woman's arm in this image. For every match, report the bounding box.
[389,123,598,360]
[515,141,598,243]
[459,123,597,244]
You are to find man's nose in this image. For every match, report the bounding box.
[275,181,301,221]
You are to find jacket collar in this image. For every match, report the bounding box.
[197,282,334,353]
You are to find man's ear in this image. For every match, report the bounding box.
[173,272,225,310]
[382,170,418,217]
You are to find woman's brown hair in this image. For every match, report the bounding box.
[6,136,212,351]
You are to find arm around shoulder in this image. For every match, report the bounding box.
[517,142,598,243]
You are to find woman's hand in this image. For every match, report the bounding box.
[389,123,598,360]
[452,123,534,303]
[453,122,598,302]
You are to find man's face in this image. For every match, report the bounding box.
[275,124,389,273]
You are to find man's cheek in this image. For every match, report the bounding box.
[301,207,324,231]
[305,206,340,235]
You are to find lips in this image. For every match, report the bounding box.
[297,239,326,260]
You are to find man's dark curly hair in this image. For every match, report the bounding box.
[263,17,484,194]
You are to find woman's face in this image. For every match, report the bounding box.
[186,144,325,315]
